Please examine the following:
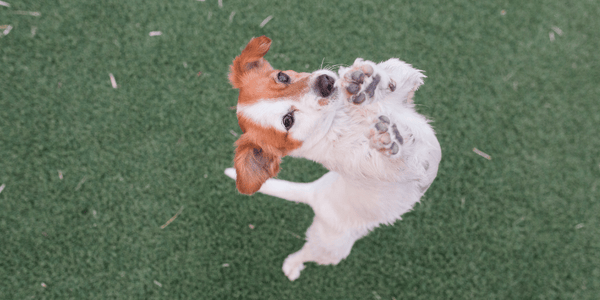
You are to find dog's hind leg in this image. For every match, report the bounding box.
[282,217,367,281]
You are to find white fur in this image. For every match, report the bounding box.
[226,58,441,281]
[237,100,295,132]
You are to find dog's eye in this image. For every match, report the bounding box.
[277,72,291,84]
[282,111,295,130]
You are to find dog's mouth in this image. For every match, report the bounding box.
[314,74,337,98]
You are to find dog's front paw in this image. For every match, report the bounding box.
[282,251,305,281]
[224,168,237,180]
[368,115,406,157]
[341,59,395,105]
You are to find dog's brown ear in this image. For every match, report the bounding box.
[229,36,273,89]
[234,137,280,195]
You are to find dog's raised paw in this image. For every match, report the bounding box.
[369,115,405,157]
[341,60,393,105]
[224,168,237,180]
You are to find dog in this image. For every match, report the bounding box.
[224,36,441,281]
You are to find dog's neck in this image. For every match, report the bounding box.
[290,104,370,175]
[287,96,343,159]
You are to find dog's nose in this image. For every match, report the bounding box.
[315,74,336,97]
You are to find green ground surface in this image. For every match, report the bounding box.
[1,0,599,299]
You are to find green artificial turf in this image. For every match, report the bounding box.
[1,0,599,299]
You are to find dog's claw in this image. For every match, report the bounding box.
[352,93,366,104]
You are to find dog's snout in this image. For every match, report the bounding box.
[315,74,336,98]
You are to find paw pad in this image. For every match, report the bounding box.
[364,74,381,98]
[346,82,361,95]
[374,122,388,133]
[370,115,404,156]
[351,93,366,104]
[350,70,365,83]
[342,62,392,105]
[390,124,404,145]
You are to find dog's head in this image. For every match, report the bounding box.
[229,36,339,194]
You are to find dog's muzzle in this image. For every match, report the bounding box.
[315,74,336,98]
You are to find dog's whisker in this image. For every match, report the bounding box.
[321,65,336,72]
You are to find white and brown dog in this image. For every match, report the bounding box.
[224,36,441,281]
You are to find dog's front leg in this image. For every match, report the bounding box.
[224,168,315,204]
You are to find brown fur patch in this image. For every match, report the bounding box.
[233,114,303,194]
[236,114,302,153]
[229,36,311,105]
[229,36,273,89]
[229,36,309,194]
[237,71,310,105]
[234,143,280,195]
